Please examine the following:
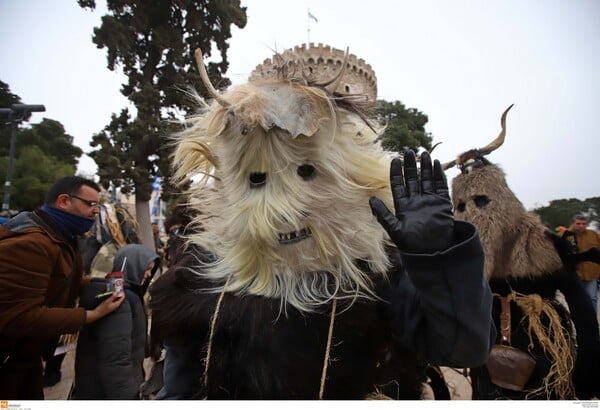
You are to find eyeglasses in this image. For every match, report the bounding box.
[69,194,99,207]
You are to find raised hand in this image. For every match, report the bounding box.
[369,150,454,254]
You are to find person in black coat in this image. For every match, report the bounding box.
[73,244,160,399]
[150,152,495,399]
[150,44,494,400]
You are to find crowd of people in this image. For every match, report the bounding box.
[1,42,599,401]
[0,164,598,401]
[0,175,175,399]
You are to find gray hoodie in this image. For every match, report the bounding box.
[113,244,160,293]
[73,244,160,399]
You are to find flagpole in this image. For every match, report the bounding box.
[307,7,310,44]
[307,9,318,44]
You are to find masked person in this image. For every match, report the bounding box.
[0,176,125,399]
[149,44,494,400]
[447,105,600,399]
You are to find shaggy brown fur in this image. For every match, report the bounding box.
[452,162,580,399]
[448,107,599,400]
[452,164,562,280]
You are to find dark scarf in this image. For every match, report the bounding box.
[41,205,95,241]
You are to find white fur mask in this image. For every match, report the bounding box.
[172,79,394,313]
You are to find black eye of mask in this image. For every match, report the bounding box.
[473,195,490,208]
[297,164,316,181]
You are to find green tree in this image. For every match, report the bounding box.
[79,0,247,248]
[1,81,82,211]
[0,145,76,210]
[533,197,600,230]
[16,119,83,167]
[0,80,22,158]
[0,80,21,110]
[375,100,434,153]
[0,121,82,211]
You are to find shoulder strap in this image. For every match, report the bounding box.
[497,295,512,345]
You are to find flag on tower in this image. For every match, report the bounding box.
[308,10,318,23]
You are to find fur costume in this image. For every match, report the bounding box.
[448,106,600,399]
[149,44,493,399]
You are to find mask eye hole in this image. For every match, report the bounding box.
[297,164,316,181]
[249,172,267,188]
[456,202,466,213]
[473,195,490,208]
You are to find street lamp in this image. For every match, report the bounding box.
[0,103,46,212]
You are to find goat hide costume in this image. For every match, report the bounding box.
[448,106,600,399]
[149,43,494,399]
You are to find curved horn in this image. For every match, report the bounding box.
[478,104,513,155]
[441,159,456,170]
[428,141,455,170]
[429,141,443,155]
[324,47,350,94]
[194,48,231,108]
[416,142,442,162]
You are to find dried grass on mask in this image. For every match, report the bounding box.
[508,292,576,399]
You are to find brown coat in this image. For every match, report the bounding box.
[0,210,87,367]
[571,228,600,281]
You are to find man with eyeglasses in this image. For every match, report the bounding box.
[0,176,125,399]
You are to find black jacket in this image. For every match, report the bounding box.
[72,244,160,399]
[150,221,494,399]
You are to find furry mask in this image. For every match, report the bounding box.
[447,106,561,280]
[172,45,394,312]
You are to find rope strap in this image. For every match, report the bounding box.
[203,281,338,400]
[319,298,337,399]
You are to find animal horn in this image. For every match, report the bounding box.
[324,47,350,94]
[478,104,513,155]
[427,142,456,169]
[441,159,456,170]
[429,142,443,155]
[416,142,442,162]
[194,48,231,108]
[440,104,513,170]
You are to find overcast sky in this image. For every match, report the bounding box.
[1,0,599,210]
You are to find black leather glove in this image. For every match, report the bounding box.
[369,150,454,254]
[547,229,600,268]
[579,247,600,263]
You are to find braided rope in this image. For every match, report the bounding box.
[203,273,233,390]
[319,298,337,399]
[202,278,338,400]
